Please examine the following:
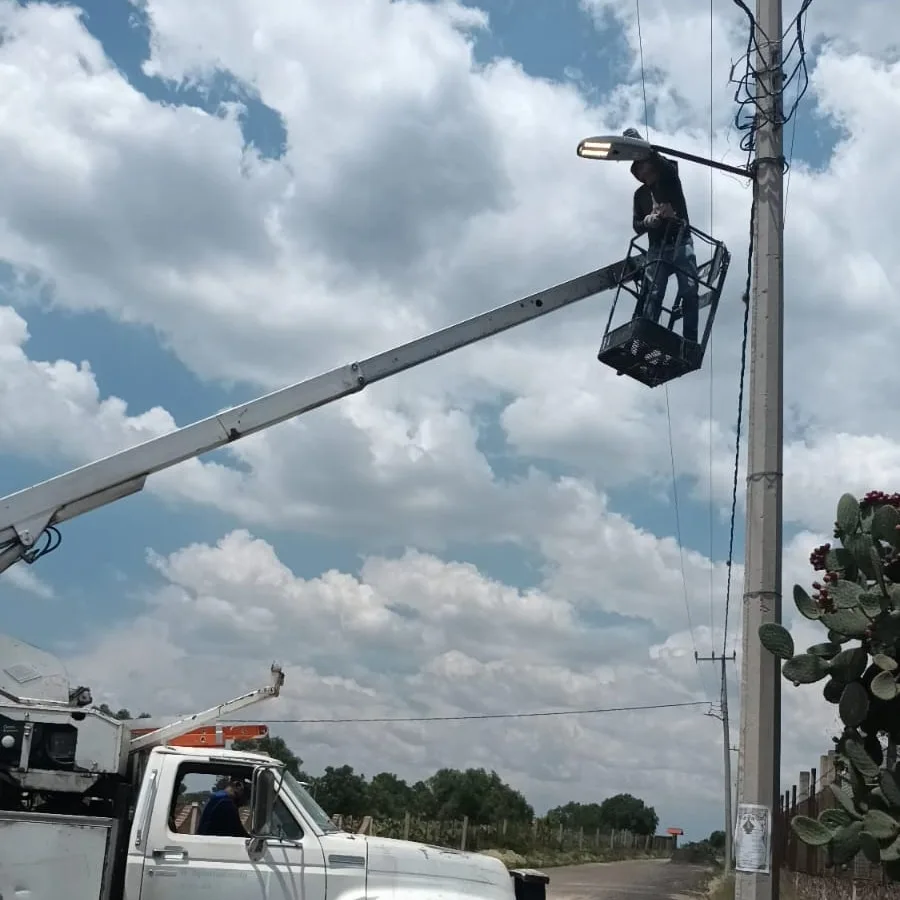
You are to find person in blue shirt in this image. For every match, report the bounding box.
[197,775,251,837]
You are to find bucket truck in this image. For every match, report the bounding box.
[0,238,729,900]
[0,634,542,900]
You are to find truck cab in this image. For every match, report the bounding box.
[125,745,515,900]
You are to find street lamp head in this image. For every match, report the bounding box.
[576,133,654,162]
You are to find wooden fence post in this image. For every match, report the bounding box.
[403,811,410,841]
[460,816,468,851]
[808,766,818,875]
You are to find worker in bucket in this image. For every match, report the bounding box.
[624,127,700,344]
[197,774,251,837]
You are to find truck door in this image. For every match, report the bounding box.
[132,757,326,900]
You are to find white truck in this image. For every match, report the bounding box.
[0,636,538,900]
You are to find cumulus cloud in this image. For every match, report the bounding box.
[64,527,837,835]
[0,0,896,518]
[0,0,895,842]
[2,563,55,599]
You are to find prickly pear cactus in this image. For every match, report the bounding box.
[759,491,900,878]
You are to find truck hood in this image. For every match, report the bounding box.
[362,834,512,894]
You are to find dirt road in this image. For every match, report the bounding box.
[547,858,712,900]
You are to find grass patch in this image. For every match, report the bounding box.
[703,871,797,900]
[479,847,671,870]
[705,873,734,900]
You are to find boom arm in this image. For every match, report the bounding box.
[128,663,284,752]
[0,258,639,574]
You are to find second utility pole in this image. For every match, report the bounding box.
[697,650,737,874]
[735,0,785,890]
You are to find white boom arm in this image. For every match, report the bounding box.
[0,259,639,574]
[128,663,285,752]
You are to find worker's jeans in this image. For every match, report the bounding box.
[637,237,700,343]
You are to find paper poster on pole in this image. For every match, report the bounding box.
[734,803,771,874]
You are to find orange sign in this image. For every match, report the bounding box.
[130,724,269,748]
[666,827,684,836]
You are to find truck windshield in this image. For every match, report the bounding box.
[281,770,341,833]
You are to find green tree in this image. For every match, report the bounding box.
[315,765,370,817]
[409,779,437,818]
[708,830,726,850]
[596,793,659,835]
[546,801,606,831]
[367,772,415,819]
[425,767,533,825]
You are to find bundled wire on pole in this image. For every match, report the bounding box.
[728,0,813,160]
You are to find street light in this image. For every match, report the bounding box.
[577,134,753,180]
[576,134,654,161]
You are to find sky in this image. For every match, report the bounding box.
[1,0,899,842]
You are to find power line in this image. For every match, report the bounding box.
[721,192,753,658]
[783,11,807,222]
[632,0,711,703]
[256,700,710,725]
[635,0,650,135]
[664,388,699,663]
[707,0,716,650]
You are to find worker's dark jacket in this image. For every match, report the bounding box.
[632,155,690,249]
[197,790,248,837]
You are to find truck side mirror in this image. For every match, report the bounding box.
[249,765,277,837]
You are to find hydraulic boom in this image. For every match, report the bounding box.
[128,663,284,752]
[0,258,641,575]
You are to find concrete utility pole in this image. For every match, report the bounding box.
[735,0,785,890]
[697,651,737,874]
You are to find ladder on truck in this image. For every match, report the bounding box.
[0,242,729,575]
[125,664,284,793]
[127,664,284,753]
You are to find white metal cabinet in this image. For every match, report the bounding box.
[0,811,113,900]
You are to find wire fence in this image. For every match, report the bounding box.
[775,750,889,885]
[328,813,675,855]
[173,801,675,857]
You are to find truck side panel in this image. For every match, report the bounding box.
[0,810,113,900]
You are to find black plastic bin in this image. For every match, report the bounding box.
[509,868,550,900]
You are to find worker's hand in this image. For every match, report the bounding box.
[643,213,661,227]
[657,203,676,218]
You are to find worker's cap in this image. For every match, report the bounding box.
[227,774,252,790]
